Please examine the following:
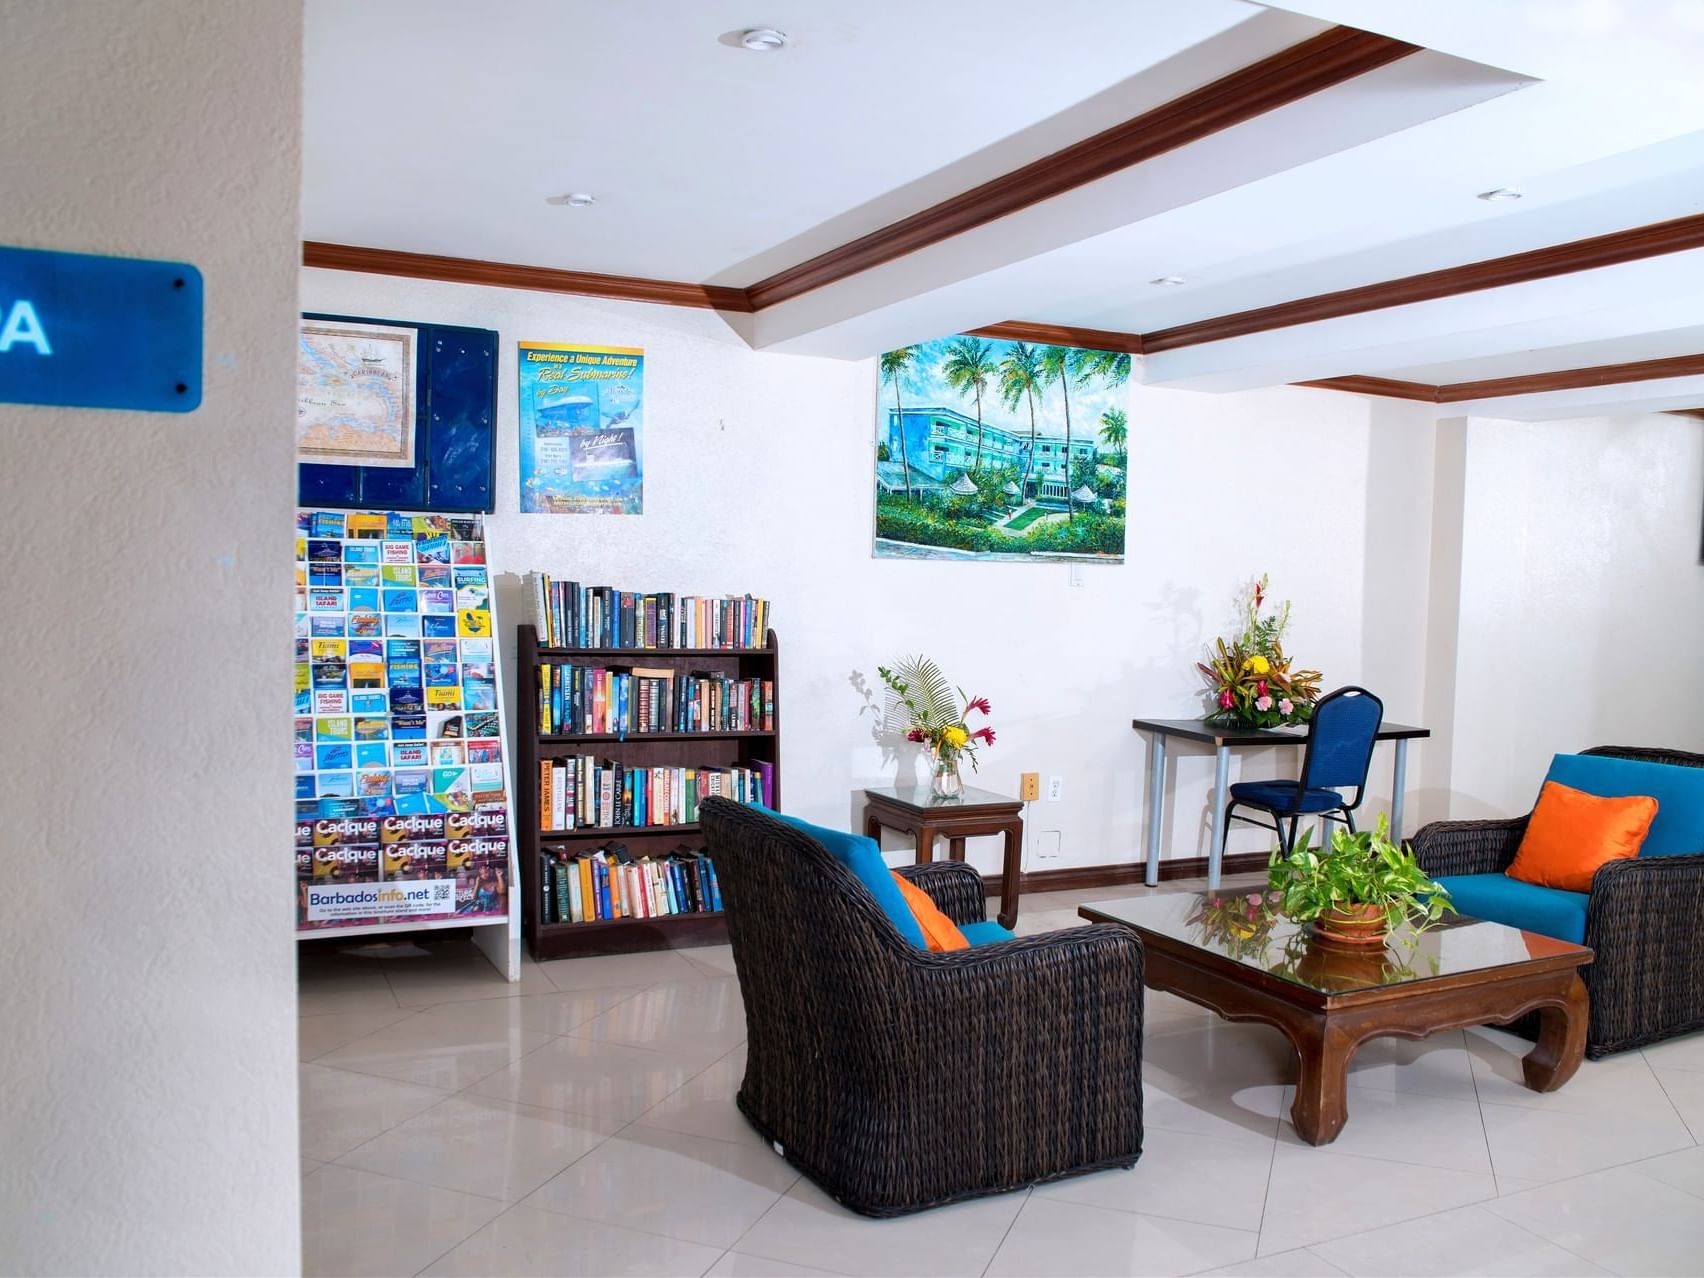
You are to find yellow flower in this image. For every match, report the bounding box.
[943,725,969,749]
[1247,654,1271,675]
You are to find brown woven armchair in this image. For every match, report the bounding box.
[1411,745,1704,1057]
[699,797,1145,1217]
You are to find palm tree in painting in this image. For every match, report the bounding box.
[879,345,919,500]
[1098,406,1128,461]
[941,336,996,473]
[998,341,1043,501]
[1039,345,1080,521]
[1076,347,1132,387]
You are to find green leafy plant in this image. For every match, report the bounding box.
[1267,814,1453,933]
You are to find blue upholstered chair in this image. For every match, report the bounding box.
[1223,686,1384,857]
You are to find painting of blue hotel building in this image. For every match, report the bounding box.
[873,332,1128,562]
[883,406,1099,504]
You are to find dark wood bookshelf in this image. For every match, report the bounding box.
[515,623,780,960]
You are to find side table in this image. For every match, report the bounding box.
[862,784,1024,930]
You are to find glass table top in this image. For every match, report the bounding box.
[1080,892,1590,996]
[863,784,1019,811]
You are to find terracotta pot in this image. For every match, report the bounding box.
[1311,902,1389,945]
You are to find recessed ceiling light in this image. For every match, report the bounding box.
[545,193,596,208]
[1478,187,1523,202]
[739,27,789,51]
[1150,275,1186,286]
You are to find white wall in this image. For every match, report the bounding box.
[301,268,1435,873]
[1,3,303,1273]
[1442,412,1704,816]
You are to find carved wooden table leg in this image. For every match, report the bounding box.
[1523,972,1589,1092]
[1289,1017,1355,1146]
[913,824,936,865]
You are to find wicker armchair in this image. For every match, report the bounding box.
[1411,745,1704,1057]
[699,797,1145,1217]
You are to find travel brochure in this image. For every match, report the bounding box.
[294,508,511,931]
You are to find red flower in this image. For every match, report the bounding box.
[1218,689,1234,709]
[965,696,991,717]
[905,728,925,742]
[971,727,995,746]
[1257,679,1268,697]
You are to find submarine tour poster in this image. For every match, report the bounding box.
[518,341,645,514]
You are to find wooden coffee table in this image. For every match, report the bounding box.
[1081,893,1592,1146]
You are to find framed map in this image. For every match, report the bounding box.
[297,320,418,468]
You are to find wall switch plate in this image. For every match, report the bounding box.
[1046,775,1063,802]
[1019,771,1041,802]
[1069,564,1085,587]
[1035,829,1063,860]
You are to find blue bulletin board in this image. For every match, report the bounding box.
[297,314,498,514]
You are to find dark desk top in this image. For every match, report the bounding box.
[1131,717,1430,747]
[863,784,1022,814]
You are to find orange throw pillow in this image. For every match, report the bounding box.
[889,871,969,951]
[1507,780,1657,892]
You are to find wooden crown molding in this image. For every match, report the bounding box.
[1300,353,1704,404]
[302,241,756,312]
[1145,211,1704,353]
[1293,374,1439,401]
[965,321,1144,354]
[741,27,1418,311]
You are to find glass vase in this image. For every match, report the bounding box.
[930,746,964,800]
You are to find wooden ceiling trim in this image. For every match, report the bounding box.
[302,241,756,312]
[741,27,1419,311]
[1143,211,1704,353]
[1434,352,1704,402]
[1294,374,1440,401]
[965,321,1144,354]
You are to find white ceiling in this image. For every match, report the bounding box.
[303,0,1704,419]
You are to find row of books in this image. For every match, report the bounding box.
[539,756,772,832]
[539,845,722,925]
[530,574,772,650]
[538,663,774,737]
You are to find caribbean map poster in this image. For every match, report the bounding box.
[518,341,645,514]
[874,334,1130,562]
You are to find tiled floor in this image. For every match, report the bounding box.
[299,881,1704,1277]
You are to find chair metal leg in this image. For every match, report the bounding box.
[1343,808,1357,835]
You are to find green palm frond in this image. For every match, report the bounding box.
[876,654,958,728]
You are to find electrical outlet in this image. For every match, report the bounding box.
[1019,772,1041,802]
[1046,775,1063,802]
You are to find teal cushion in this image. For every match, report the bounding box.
[757,806,927,948]
[959,920,1016,947]
[1433,873,1589,944]
[1545,754,1704,857]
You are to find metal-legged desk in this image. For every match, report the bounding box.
[1132,718,1430,889]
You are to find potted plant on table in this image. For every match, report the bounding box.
[1267,814,1453,944]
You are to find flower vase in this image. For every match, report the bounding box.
[930,746,964,800]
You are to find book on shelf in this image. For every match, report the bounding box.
[536,756,766,831]
[537,843,723,925]
[537,662,774,736]
[529,574,771,650]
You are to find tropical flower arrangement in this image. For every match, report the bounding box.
[876,654,995,798]
[1198,574,1322,728]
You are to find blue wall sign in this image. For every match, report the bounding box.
[0,244,202,412]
